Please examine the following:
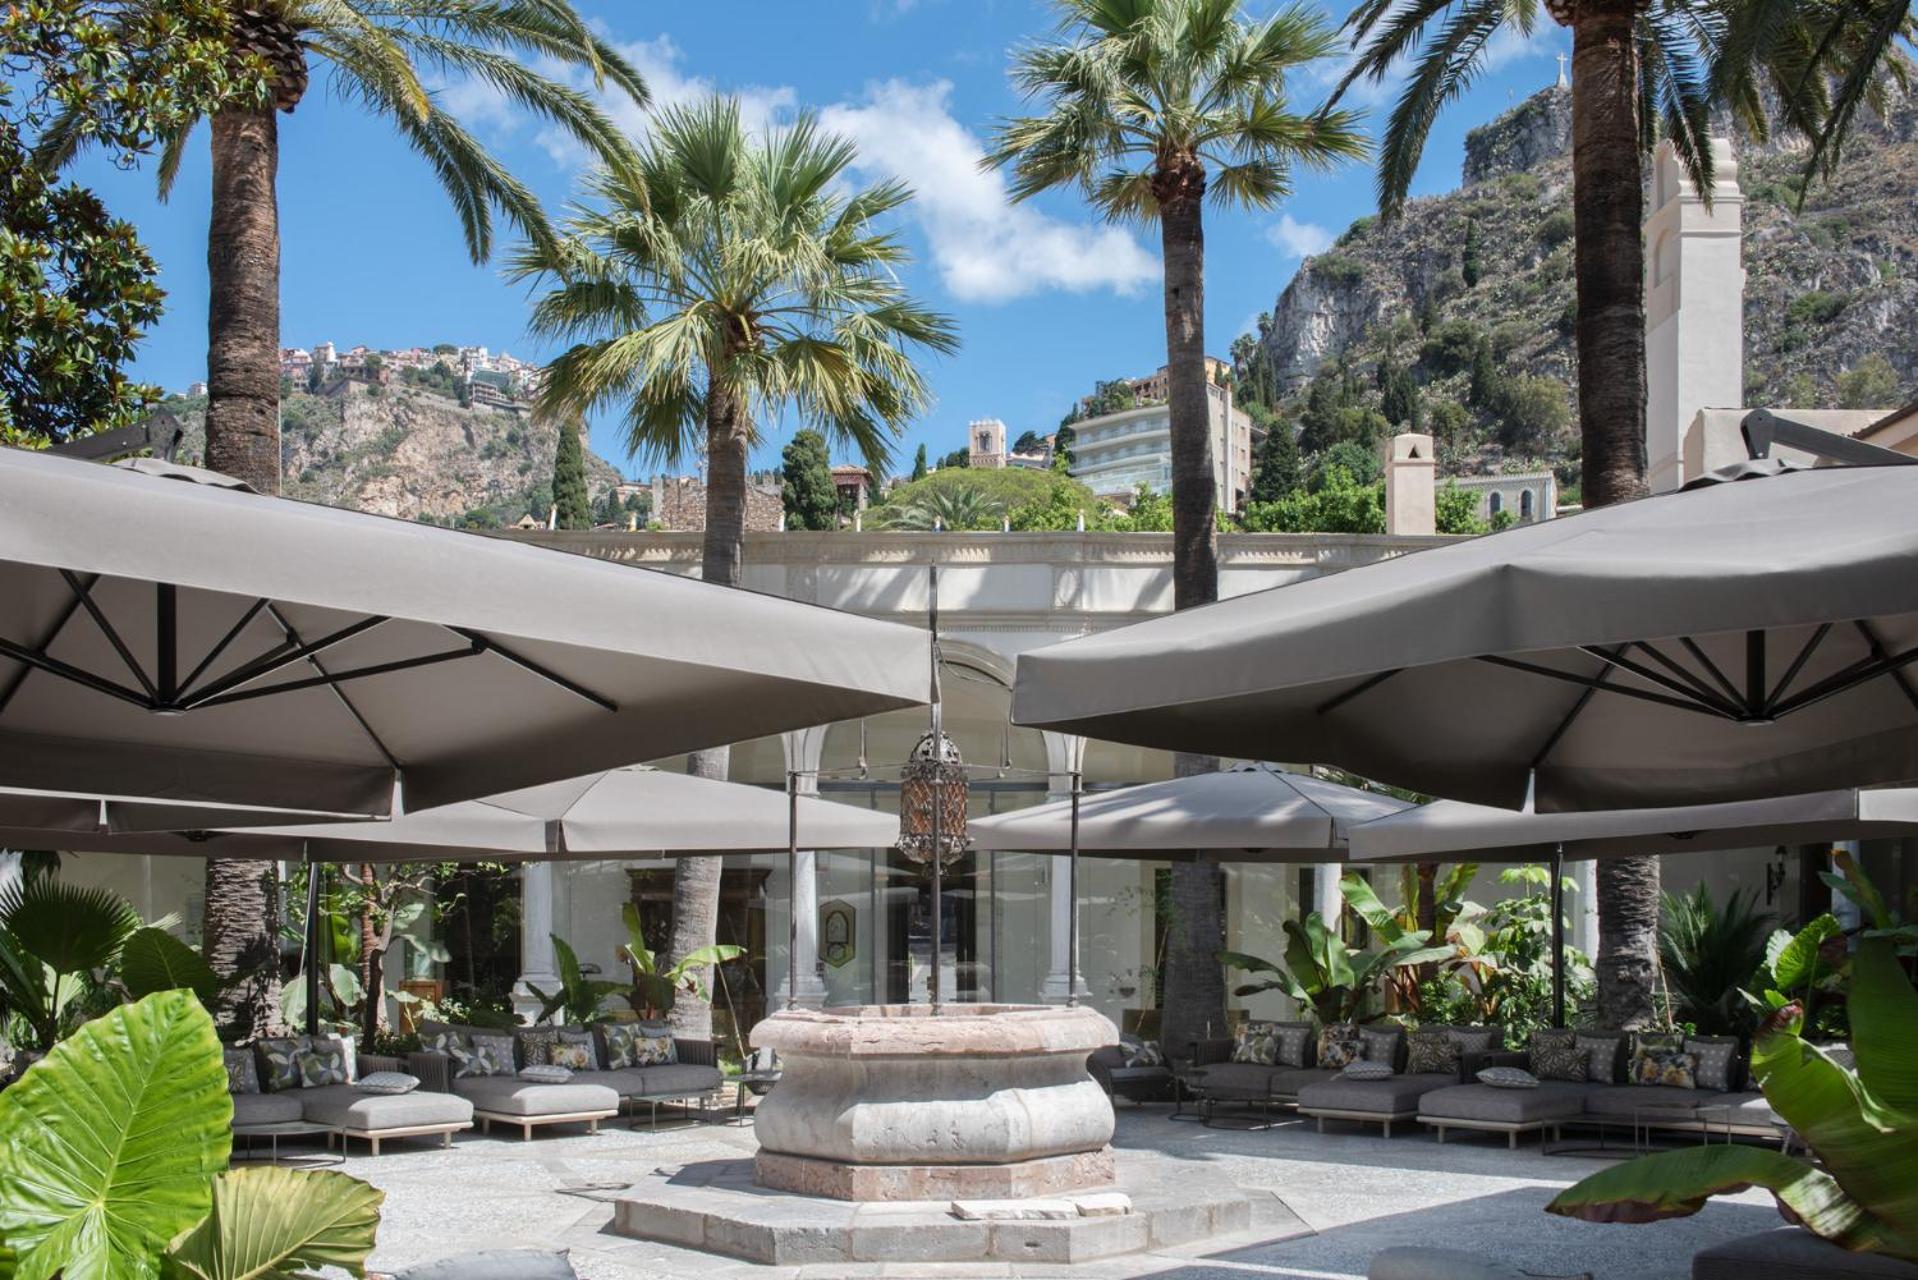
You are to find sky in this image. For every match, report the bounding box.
[79,0,1570,480]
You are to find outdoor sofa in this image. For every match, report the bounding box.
[1295,1024,1505,1137]
[1417,1030,1784,1149]
[1087,1032,1176,1104]
[413,1020,723,1135]
[1189,1021,1498,1128]
[227,1035,475,1156]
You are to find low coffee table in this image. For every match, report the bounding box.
[232,1121,344,1166]
[627,1090,721,1130]
[729,1070,782,1124]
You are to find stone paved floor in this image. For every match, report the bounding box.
[328,1105,1783,1279]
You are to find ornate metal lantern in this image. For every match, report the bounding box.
[898,729,968,869]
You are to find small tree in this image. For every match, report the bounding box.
[1461,218,1481,287]
[937,447,970,470]
[551,418,591,530]
[1837,353,1901,409]
[781,429,839,530]
[910,442,929,482]
[1249,417,1303,504]
[1052,423,1076,471]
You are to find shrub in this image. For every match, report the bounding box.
[1499,374,1572,452]
[1837,353,1902,409]
[1786,290,1849,326]
[1500,172,1541,200]
[1419,320,1484,376]
[1312,253,1365,287]
[1336,214,1376,246]
[1489,321,1530,360]
[1536,209,1574,248]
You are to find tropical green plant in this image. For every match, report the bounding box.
[0,876,142,1051]
[517,97,956,1042]
[120,924,224,1006]
[0,990,384,1278]
[877,482,1006,531]
[526,935,625,1026]
[552,417,591,529]
[1745,911,1850,1039]
[617,903,744,1020]
[1547,937,1918,1261]
[1342,866,1486,1016]
[1659,882,1773,1035]
[1221,909,1453,1024]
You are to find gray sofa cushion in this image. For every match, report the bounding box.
[1581,1084,1726,1118]
[1418,1081,1594,1124]
[452,1077,618,1117]
[1706,1091,1781,1128]
[1196,1062,1336,1099]
[298,1084,474,1131]
[232,1092,305,1126]
[1692,1228,1918,1280]
[567,1069,649,1098]
[631,1063,722,1097]
[1298,1073,1455,1115]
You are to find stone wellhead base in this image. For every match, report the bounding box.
[753,1146,1117,1201]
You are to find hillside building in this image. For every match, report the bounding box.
[1068,370,1256,510]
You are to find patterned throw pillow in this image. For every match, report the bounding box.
[515,1026,557,1068]
[1340,1060,1395,1081]
[1477,1066,1540,1089]
[1123,1038,1164,1068]
[466,1034,515,1078]
[1632,1048,1698,1089]
[1359,1025,1403,1069]
[224,1048,260,1095]
[1575,1032,1623,1084]
[1530,1029,1585,1083]
[553,1032,598,1071]
[1686,1038,1737,1092]
[427,1029,467,1066]
[518,1064,575,1085]
[599,1024,639,1069]
[296,1041,350,1088]
[1316,1024,1363,1070]
[1273,1023,1312,1068]
[631,1025,677,1067]
[1406,1029,1461,1076]
[355,1071,420,1095]
[1232,1021,1280,1065]
[255,1035,309,1092]
[1447,1026,1500,1057]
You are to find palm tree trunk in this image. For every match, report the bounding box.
[358,864,385,1045]
[1152,170,1228,1054]
[667,371,751,1043]
[1571,0,1659,1029]
[200,107,287,1041]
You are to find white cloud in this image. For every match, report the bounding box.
[1268,213,1334,259]
[820,79,1158,302]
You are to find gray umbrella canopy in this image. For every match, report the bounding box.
[0,449,928,825]
[968,764,1411,858]
[1348,786,1918,864]
[0,767,900,862]
[1012,466,1918,811]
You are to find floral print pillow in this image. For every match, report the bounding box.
[1232,1021,1280,1065]
[551,1036,596,1071]
[631,1026,677,1067]
[224,1048,260,1095]
[1631,1048,1698,1089]
[465,1034,515,1078]
[1316,1024,1363,1070]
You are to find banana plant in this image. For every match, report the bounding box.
[1547,937,1918,1260]
[1221,909,1454,1025]
[617,903,744,1020]
[1340,870,1495,1015]
[526,935,626,1026]
[0,991,383,1278]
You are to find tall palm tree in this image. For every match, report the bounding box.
[1332,0,1719,1030]
[516,97,957,1036]
[987,0,1361,1056]
[47,0,648,1041]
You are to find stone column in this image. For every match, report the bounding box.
[1573,858,1599,969]
[513,861,558,1019]
[1041,732,1089,1004]
[775,729,828,1009]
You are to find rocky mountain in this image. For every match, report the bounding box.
[1242,85,1918,487]
[162,381,624,523]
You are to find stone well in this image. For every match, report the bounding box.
[748,1003,1118,1201]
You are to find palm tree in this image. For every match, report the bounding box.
[45,0,648,1041]
[877,483,1005,530]
[516,97,957,1037]
[986,0,1362,1058]
[1332,0,1720,1030]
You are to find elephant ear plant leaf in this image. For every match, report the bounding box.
[163,1165,383,1280]
[1547,938,1918,1260]
[0,990,231,1280]
[120,926,224,1005]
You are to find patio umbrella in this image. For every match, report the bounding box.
[0,448,928,824]
[1011,464,1918,812]
[968,763,1411,857]
[1345,786,1918,1025]
[0,766,901,862]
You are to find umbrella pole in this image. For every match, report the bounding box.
[1067,770,1081,1008]
[787,770,799,1012]
[303,849,321,1037]
[1550,844,1566,1029]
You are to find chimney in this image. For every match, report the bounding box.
[1384,433,1435,536]
[1645,137,1744,492]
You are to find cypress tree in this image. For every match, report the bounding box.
[1461,218,1481,287]
[910,442,929,482]
[1249,417,1303,504]
[552,418,591,529]
[781,429,838,530]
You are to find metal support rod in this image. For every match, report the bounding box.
[869,846,879,1004]
[787,770,799,1011]
[1550,844,1566,1029]
[1067,770,1082,1008]
[930,795,942,1011]
[303,851,321,1037]
[928,561,943,1013]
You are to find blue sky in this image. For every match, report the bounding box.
[81,0,1568,480]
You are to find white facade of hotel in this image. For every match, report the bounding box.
[1068,381,1257,511]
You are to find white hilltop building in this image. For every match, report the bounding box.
[52,133,1912,1042]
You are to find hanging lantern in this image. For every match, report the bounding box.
[898,730,968,869]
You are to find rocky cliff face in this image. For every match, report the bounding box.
[1250,86,1917,479]
[165,382,623,521]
